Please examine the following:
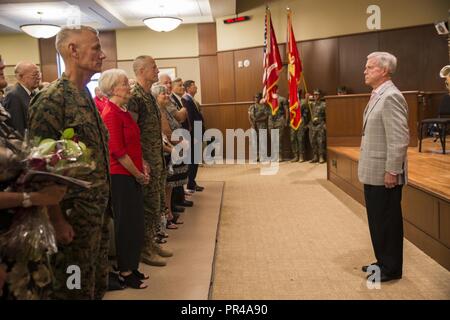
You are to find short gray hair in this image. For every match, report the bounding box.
[367,52,397,75]
[133,55,152,76]
[55,26,99,55]
[151,83,167,99]
[98,69,128,98]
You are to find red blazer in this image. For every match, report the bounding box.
[101,100,143,176]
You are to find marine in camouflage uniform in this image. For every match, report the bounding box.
[248,93,270,162]
[308,89,327,163]
[268,94,289,161]
[290,97,311,162]
[28,73,111,300]
[127,82,166,262]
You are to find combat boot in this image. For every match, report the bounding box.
[319,155,326,164]
[156,245,173,258]
[310,154,319,163]
[290,155,299,162]
[141,253,167,267]
[298,154,305,162]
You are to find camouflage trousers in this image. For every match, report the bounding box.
[250,123,268,161]
[51,198,110,300]
[309,123,327,157]
[142,170,166,255]
[269,121,285,160]
[290,125,308,156]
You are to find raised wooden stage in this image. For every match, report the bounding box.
[327,138,450,271]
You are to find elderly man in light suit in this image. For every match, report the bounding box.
[358,52,409,283]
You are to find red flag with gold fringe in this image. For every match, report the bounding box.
[287,9,302,130]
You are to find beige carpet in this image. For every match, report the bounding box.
[104,181,224,300]
[199,162,450,300]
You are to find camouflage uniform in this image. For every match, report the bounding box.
[308,100,327,161]
[248,102,270,161]
[127,83,165,257]
[28,73,111,300]
[290,99,311,160]
[268,96,288,160]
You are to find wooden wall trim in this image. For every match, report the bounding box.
[202,101,253,107]
[118,56,200,62]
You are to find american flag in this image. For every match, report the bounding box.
[262,8,282,115]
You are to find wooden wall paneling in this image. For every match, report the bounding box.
[423,92,446,119]
[234,47,264,102]
[199,55,219,103]
[325,95,369,147]
[439,200,450,248]
[379,27,421,91]
[300,38,339,96]
[198,23,217,56]
[217,51,236,102]
[338,33,378,94]
[419,25,449,92]
[277,44,288,98]
[38,36,58,82]
[99,31,117,71]
[402,186,440,240]
[99,31,117,68]
[403,92,419,146]
[403,219,450,271]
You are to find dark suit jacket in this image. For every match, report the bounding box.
[182,94,205,134]
[171,93,190,131]
[4,83,32,135]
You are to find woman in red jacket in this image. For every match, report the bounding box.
[99,69,149,290]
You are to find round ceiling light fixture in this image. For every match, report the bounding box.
[20,12,61,39]
[143,16,182,32]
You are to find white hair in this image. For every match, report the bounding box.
[151,83,167,99]
[367,52,397,75]
[98,69,128,98]
[158,73,171,82]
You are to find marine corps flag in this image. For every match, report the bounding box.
[287,9,302,130]
[262,8,282,115]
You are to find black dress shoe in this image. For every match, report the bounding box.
[195,185,204,192]
[179,200,194,207]
[172,205,185,213]
[362,262,379,273]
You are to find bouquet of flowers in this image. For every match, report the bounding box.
[0,126,95,299]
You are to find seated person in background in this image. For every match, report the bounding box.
[337,86,348,95]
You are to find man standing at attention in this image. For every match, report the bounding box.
[127,56,173,267]
[28,26,111,299]
[358,52,409,283]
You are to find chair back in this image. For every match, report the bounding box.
[439,94,450,117]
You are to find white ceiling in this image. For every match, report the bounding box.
[0,0,236,33]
